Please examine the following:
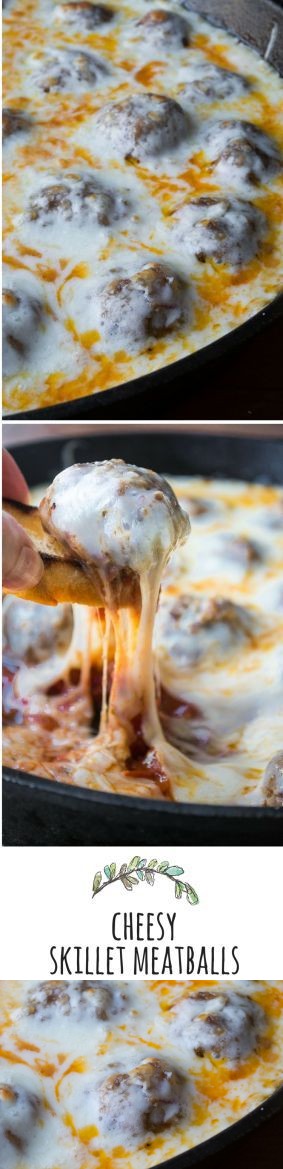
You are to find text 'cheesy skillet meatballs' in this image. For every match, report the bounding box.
[3,0,283,414]
[0,981,282,1169]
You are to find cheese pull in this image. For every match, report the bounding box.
[2,498,140,609]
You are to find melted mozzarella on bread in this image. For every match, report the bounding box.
[3,472,283,805]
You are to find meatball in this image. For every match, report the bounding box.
[155,594,254,668]
[99,262,186,349]
[0,1082,41,1153]
[40,460,190,577]
[217,533,261,567]
[3,107,31,142]
[170,989,265,1062]
[99,1058,184,1139]
[181,62,249,105]
[3,286,43,378]
[180,495,217,519]
[34,48,107,93]
[205,120,281,186]
[26,173,129,228]
[24,981,126,1022]
[169,196,266,268]
[262,751,283,808]
[3,598,73,664]
[94,93,189,161]
[137,9,190,48]
[55,2,114,28]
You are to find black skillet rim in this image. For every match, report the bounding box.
[7,293,283,422]
[156,1081,283,1168]
[3,767,283,831]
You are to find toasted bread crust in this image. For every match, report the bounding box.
[3,499,140,609]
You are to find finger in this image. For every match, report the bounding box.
[2,449,30,503]
[2,512,44,590]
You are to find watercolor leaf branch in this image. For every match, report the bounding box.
[92,857,199,905]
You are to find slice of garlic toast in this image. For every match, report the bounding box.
[3,498,139,608]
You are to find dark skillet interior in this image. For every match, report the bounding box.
[2,431,283,846]
[7,0,283,421]
[157,1082,283,1169]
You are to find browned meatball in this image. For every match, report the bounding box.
[218,534,261,566]
[24,981,126,1022]
[55,1,114,28]
[99,262,186,348]
[99,1058,184,1139]
[181,62,249,105]
[26,174,128,227]
[170,989,265,1062]
[181,496,215,518]
[155,594,254,668]
[3,598,74,664]
[3,287,43,377]
[3,107,31,142]
[95,93,189,160]
[0,1083,41,1153]
[137,9,190,48]
[170,196,266,268]
[262,751,283,808]
[205,120,281,186]
[34,48,107,92]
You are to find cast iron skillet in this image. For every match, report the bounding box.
[2,431,283,846]
[158,1083,283,1168]
[7,0,283,420]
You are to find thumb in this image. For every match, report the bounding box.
[2,512,43,591]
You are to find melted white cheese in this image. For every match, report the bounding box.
[0,981,282,1169]
[3,0,283,413]
[3,472,283,805]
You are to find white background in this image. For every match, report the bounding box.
[0,846,282,979]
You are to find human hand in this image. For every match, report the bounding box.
[2,449,43,590]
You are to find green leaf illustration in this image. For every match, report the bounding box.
[92,857,198,906]
[128,856,141,871]
[121,876,133,891]
[92,871,102,894]
[166,866,184,877]
[186,885,199,905]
